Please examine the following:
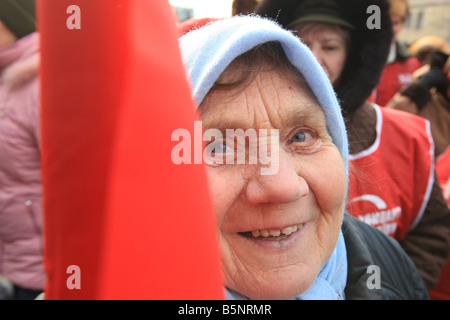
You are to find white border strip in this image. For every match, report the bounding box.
[410,119,435,230]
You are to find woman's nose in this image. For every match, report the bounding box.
[245,149,309,205]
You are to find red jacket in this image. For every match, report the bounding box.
[436,146,450,207]
[373,46,421,106]
[430,146,450,300]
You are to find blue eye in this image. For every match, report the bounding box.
[291,131,312,143]
[287,128,322,153]
[211,143,228,154]
[203,141,236,166]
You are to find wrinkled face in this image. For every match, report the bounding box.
[293,23,347,85]
[199,68,347,299]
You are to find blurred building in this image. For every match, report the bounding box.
[400,0,450,44]
[169,0,233,22]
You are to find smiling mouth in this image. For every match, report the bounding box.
[238,224,304,241]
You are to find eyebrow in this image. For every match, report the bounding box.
[321,36,344,42]
[200,116,251,134]
[283,105,329,135]
[200,101,327,133]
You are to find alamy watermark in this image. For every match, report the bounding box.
[66,265,81,290]
[366,265,381,290]
[64,264,381,292]
[65,5,381,31]
[66,5,81,30]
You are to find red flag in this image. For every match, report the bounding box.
[38,0,223,299]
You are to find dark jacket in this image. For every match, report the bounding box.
[342,213,429,299]
[387,86,450,157]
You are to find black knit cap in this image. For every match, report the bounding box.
[0,0,36,39]
[287,0,354,29]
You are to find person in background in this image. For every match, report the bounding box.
[429,146,450,299]
[409,36,450,68]
[232,0,260,15]
[386,48,450,300]
[180,15,428,299]
[386,50,450,157]
[0,0,44,300]
[372,0,421,106]
[255,0,450,292]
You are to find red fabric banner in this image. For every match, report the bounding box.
[38,0,223,299]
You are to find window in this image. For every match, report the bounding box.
[416,11,424,29]
[174,7,194,22]
[405,13,411,29]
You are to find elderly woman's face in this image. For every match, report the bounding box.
[200,67,347,299]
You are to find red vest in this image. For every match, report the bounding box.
[347,105,434,240]
[373,57,421,106]
[436,146,450,207]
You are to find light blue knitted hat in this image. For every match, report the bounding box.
[179,15,349,175]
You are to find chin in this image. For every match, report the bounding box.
[226,267,318,300]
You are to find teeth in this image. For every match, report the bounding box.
[250,224,303,238]
[260,230,269,237]
[269,230,281,237]
[281,225,296,236]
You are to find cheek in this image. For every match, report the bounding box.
[206,167,246,227]
[330,54,346,81]
[304,150,347,262]
[303,150,347,218]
